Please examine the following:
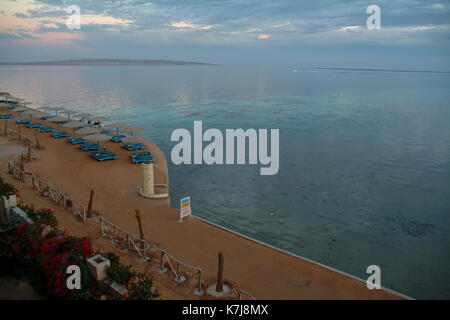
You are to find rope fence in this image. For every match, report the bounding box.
[100,217,204,295]
[5,129,255,299]
[30,175,86,221]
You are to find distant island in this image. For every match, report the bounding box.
[0,59,217,66]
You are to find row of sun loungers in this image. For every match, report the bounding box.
[12,112,154,164]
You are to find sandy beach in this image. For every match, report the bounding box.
[0,111,406,300]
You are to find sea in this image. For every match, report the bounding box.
[0,65,449,299]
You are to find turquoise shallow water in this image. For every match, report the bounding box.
[0,65,449,298]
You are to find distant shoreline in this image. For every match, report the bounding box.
[0,59,218,66]
[319,67,450,74]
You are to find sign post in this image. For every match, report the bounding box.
[179,196,191,222]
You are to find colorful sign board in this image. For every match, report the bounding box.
[179,196,191,222]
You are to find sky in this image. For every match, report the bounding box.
[0,0,449,69]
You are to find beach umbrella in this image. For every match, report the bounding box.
[13,106,28,112]
[122,135,152,155]
[85,133,112,152]
[48,106,65,116]
[122,135,151,144]
[73,112,92,123]
[13,106,28,120]
[76,126,102,136]
[38,106,53,113]
[21,110,39,123]
[90,116,109,122]
[63,121,85,137]
[60,109,78,119]
[120,125,144,136]
[105,122,128,136]
[32,112,54,126]
[49,116,68,133]
[22,110,39,115]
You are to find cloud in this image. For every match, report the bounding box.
[257,33,270,40]
[170,21,213,30]
[339,26,361,31]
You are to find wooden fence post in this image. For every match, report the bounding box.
[34,133,41,150]
[216,252,224,292]
[135,209,145,248]
[87,189,95,218]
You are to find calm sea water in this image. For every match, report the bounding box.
[1,65,449,299]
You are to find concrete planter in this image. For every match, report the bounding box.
[87,254,110,281]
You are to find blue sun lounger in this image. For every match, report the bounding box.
[90,150,118,161]
[123,143,144,151]
[131,152,154,164]
[26,123,43,129]
[51,131,70,138]
[0,114,13,119]
[67,137,88,144]
[16,119,31,124]
[79,143,100,151]
[111,135,126,143]
[40,126,54,133]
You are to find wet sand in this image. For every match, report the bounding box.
[0,112,406,300]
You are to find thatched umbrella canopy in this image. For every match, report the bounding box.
[90,116,109,122]
[122,135,151,144]
[85,133,112,152]
[105,122,128,136]
[38,106,53,113]
[60,109,78,119]
[76,126,101,136]
[63,121,85,137]
[13,106,28,112]
[48,106,65,116]
[120,125,144,136]
[73,112,92,124]
[63,121,84,128]
[32,113,54,126]
[49,116,68,132]
[21,110,39,123]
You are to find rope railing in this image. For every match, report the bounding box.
[5,131,255,299]
[100,217,204,295]
[30,175,86,222]
[5,128,37,150]
[6,142,87,222]
[238,289,256,300]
